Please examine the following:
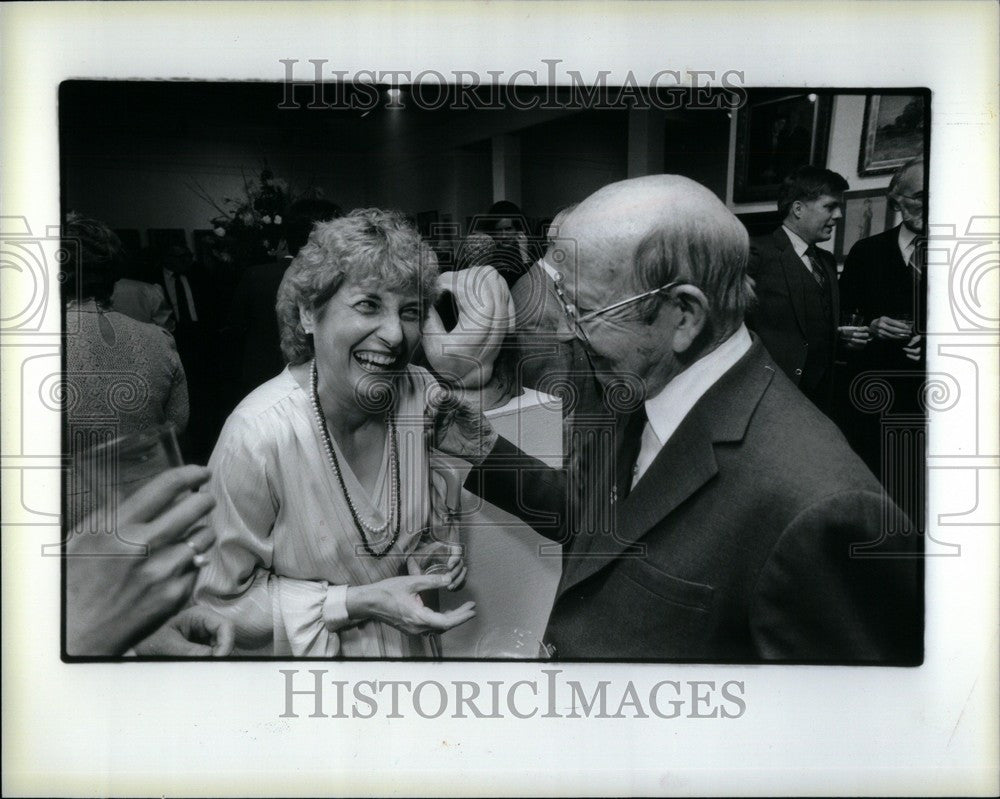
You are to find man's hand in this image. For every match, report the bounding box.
[65,465,216,656]
[838,325,870,350]
[902,334,923,362]
[869,316,914,342]
[133,606,235,656]
[422,265,515,388]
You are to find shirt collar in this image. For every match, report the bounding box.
[643,324,753,448]
[898,224,918,256]
[782,225,811,258]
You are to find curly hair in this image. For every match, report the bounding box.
[276,208,440,365]
[62,214,125,305]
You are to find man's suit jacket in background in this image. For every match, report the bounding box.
[156,267,220,462]
[748,228,839,413]
[839,224,926,373]
[467,338,923,663]
[835,225,927,527]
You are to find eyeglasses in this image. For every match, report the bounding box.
[540,258,684,348]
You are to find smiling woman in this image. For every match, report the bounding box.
[194,209,488,657]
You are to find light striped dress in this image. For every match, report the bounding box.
[195,365,447,657]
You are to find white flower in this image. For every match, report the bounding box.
[273,215,283,225]
[213,226,226,237]
[261,215,272,225]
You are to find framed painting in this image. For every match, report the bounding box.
[735,210,782,238]
[733,91,833,203]
[834,187,895,261]
[858,93,927,176]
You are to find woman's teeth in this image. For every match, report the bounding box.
[354,352,396,372]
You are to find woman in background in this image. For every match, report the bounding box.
[63,215,189,526]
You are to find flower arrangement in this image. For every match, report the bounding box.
[189,166,295,267]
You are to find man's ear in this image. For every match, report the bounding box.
[668,285,710,355]
[299,304,315,334]
[790,199,803,220]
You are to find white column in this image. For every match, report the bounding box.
[627,110,666,179]
[491,133,522,204]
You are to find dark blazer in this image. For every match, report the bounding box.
[747,228,839,398]
[839,224,926,371]
[468,338,923,663]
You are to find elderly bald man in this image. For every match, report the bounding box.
[466,174,922,663]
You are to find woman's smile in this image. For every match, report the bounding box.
[352,349,403,373]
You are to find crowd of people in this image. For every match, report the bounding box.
[62,161,926,662]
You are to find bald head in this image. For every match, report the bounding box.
[556,175,752,338]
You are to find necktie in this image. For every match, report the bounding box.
[908,238,925,278]
[804,246,828,292]
[616,405,648,503]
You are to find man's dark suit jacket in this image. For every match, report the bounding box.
[839,224,926,372]
[466,338,923,663]
[156,267,220,462]
[835,225,927,521]
[747,228,839,409]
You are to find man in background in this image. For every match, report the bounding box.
[157,243,217,463]
[837,157,927,526]
[747,166,856,416]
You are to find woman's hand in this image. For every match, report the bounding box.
[346,575,476,636]
[133,606,235,657]
[65,465,216,656]
[407,541,468,591]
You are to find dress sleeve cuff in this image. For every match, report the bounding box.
[322,583,351,632]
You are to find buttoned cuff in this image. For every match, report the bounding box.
[321,583,350,632]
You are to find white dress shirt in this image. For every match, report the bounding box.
[162,268,199,323]
[782,225,822,278]
[631,324,753,487]
[897,224,919,268]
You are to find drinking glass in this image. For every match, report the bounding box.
[62,424,187,556]
[475,626,554,660]
[411,537,464,659]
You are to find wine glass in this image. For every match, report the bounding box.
[61,424,187,556]
[475,626,554,659]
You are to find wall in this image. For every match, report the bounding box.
[726,93,894,227]
[662,110,731,201]
[520,110,629,220]
[63,131,371,248]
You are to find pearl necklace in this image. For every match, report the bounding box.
[310,360,400,558]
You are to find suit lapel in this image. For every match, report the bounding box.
[775,230,809,335]
[818,248,840,339]
[557,340,776,596]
